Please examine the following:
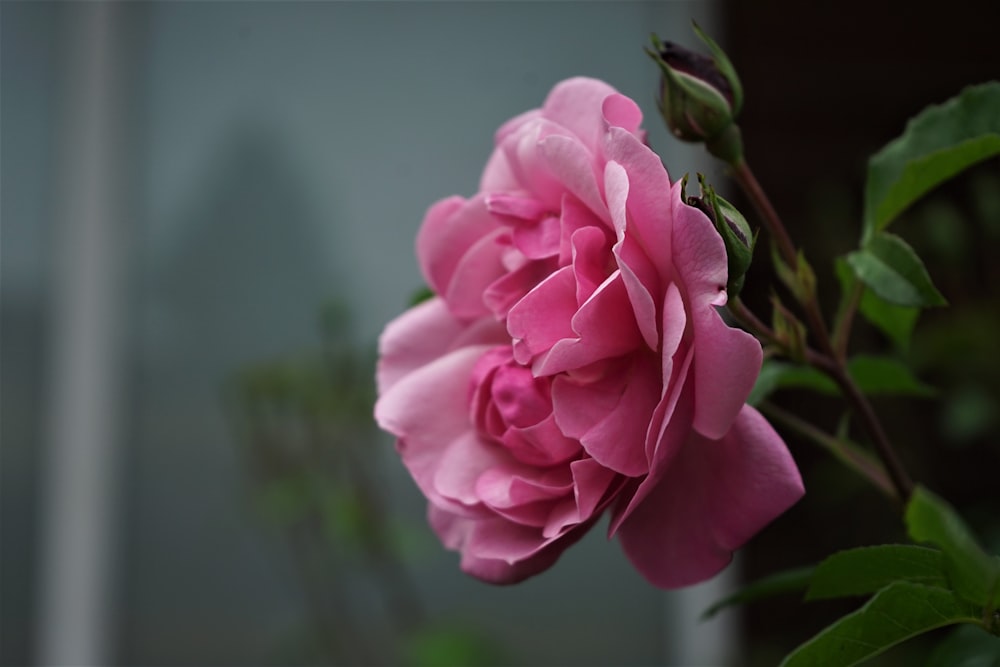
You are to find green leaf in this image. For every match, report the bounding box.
[859,293,921,350]
[747,359,837,405]
[835,257,920,349]
[780,582,983,667]
[906,486,1000,608]
[863,82,1000,242]
[847,232,947,307]
[403,626,505,667]
[806,545,947,600]
[410,285,435,306]
[847,355,937,397]
[702,566,814,619]
[747,355,933,405]
[925,625,1000,667]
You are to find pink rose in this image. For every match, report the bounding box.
[375,77,803,588]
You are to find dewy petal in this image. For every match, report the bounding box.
[669,182,762,438]
[616,405,804,589]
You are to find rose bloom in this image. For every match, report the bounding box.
[375,78,803,588]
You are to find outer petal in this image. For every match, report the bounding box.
[428,505,596,584]
[445,227,508,319]
[376,298,510,396]
[376,298,463,395]
[603,127,674,275]
[417,194,500,298]
[616,405,804,589]
[605,161,660,350]
[538,134,608,223]
[375,344,502,517]
[541,77,620,147]
[669,181,762,439]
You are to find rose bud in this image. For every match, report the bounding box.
[647,24,745,163]
[684,174,755,298]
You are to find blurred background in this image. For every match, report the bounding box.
[2,2,998,666]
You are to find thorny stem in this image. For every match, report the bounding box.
[728,157,915,504]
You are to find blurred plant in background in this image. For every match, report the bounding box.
[225,301,505,666]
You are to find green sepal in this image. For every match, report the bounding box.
[691,20,743,114]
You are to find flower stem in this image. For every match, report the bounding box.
[729,156,914,503]
[758,401,897,501]
[831,280,863,363]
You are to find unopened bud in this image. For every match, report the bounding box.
[647,24,744,163]
[683,174,755,298]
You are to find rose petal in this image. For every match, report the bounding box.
[616,405,804,588]
[605,161,660,350]
[445,227,509,319]
[376,344,500,517]
[552,355,659,476]
[507,266,577,365]
[538,134,609,223]
[601,94,644,134]
[483,259,556,320]
[376,298,463,395]
[542,77,620,146]
[533,272,642,376]
[670,183,763,438]
[417,195,499,297]
[502,413,582,466]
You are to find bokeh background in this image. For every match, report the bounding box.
[2,2,998,666]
